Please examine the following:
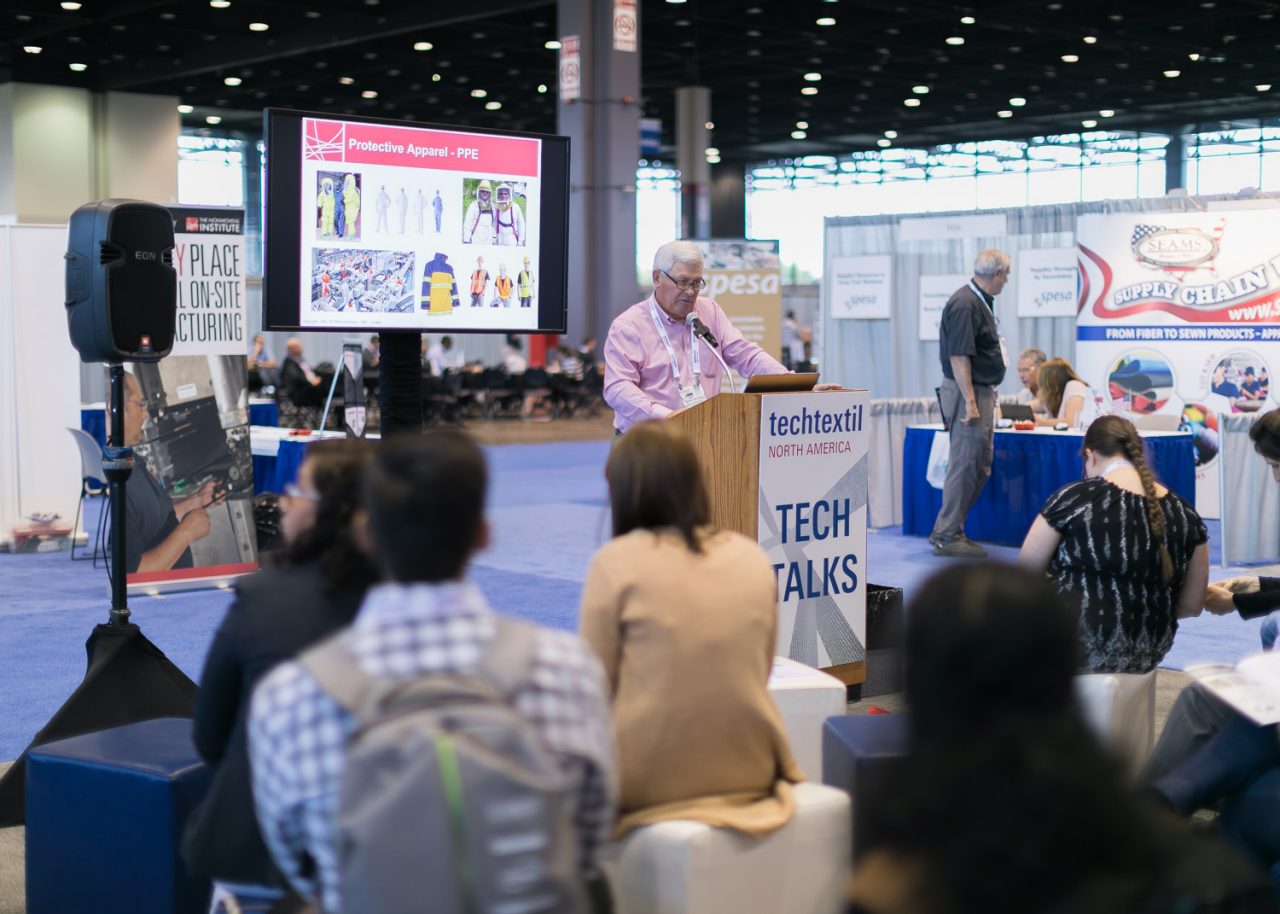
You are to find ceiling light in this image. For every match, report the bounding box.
[997,109,1013,117]
[23,46,41,54]
[912,85,929,94]
[1188,53,1200,61]
[876,138,891,147]
[706,155,721,164]
[1082,119,1098,127]
[177,104,194,113]
[904,98,921,107]
[544,40,561,49]
[945,35,964,45]
[223,76,242,86]
[248,22,269,31]
[471,89,489,98]
[1009,96,1026,106]
[884,129,898,138]
[1061,54,1079,62]
[1164,69,1181,77]
[206,115,222,125]
[796,120,809,129]
[361,90,378,99]
[666,0,687,4]
[804,72,822,81]
[61,1,81,9]
[209,0,230,7]
[537,83,547,93]
[1083,36,1098,44]
[414,41,432,51]
[706,147,720,156]
[705,120,715,129]
[1099,108,1115,116]
[1258,84,1273,91]
[68,62,87,71]
[801,86,819,95]
[816,17,836,26]
[960,15,975,24]
[485,101,502,110]
[339,76,354,85]
[791,130,807,139]
[432,73,441,82]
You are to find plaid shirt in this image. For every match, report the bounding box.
[248,581,617,912]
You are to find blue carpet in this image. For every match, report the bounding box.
[0,440,1268,761]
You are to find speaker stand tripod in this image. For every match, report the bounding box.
[0,364,198,826]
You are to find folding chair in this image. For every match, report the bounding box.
[67,427,109,565]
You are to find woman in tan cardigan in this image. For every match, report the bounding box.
[579,421,802,839]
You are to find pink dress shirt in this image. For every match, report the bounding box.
[603,295,788,433]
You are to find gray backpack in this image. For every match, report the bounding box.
[300,617,589,914]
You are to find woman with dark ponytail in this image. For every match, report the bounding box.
[1020,415,1209,673]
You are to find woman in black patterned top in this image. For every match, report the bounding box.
[1020,415,1210,673]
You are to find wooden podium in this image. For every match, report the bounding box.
[667,389,870,686]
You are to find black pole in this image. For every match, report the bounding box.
[104,364,134,626]
[378,331,424,439]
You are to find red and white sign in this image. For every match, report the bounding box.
[303,118,540,178]
[614,1,637,52]
[559,35,581,102]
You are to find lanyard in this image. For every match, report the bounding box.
[648,299,700,385]
[1099,459,1133,476]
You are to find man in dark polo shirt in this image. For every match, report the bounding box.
[930,249,1011,558]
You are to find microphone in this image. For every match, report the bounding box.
[685,312,736,394]
[685,312,719,348]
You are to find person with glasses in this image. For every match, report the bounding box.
[184,440,378,912]
[119,369,223,574]
[602,240,789,434]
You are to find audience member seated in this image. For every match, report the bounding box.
[427,335,465,376]
[183,441,377,906]
[248,431,616,913]
[503,333,529,374]
[121,370,222,574]
[579,421,802,838]
[847,563,1274,914]
[247,333,278,393]
[280,337,326,408]
[1014,347,1048,413]
[361,334,380,373]
[1034,357,1089,427]
[1020,415,1208,674]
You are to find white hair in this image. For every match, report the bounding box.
[652,240,703,274]
[974,249,1011,277]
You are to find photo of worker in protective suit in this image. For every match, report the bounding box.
[316,171,362,240]
[461,177,528,246]
[316,175,337,238]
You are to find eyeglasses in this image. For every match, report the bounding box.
[660,269,707,293]
[283,483,321,502]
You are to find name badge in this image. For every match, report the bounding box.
[679,383,708,408]
[998,334,1009,369]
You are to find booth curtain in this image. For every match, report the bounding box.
[1219,412,1280,567]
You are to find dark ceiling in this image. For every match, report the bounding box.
[2,0,1279,163]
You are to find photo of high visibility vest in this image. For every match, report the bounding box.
[471,270,489,294]
[517,269,534,298]
[495,274,513,299]
[420,252,459,314]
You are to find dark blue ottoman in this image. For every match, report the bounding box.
[822,714,910,860]
[26,717,212,914]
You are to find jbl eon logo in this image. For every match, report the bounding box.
[134,250,159,261]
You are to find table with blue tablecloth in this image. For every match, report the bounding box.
[902,424,1196,546]
[250,427,350,495]
[81,398,279,449]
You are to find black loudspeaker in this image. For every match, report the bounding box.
[65,199,177,363]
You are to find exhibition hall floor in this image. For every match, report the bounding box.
[0,438,1267,763]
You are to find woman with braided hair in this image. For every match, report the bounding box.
[1020,415,1210,673]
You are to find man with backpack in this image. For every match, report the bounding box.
[248,431,616,913]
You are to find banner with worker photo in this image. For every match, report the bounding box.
[1076,209,1280,518]
[124,207,257,595]
[757,389,869,683]
[693,239,783,366]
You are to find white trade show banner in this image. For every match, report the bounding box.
[1076,209,1280,519]
[827,255,892,320]
[918,273,967,341]
[757,390,868,675]
[1016,247,1079,318]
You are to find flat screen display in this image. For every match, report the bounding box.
[263,108,569,334]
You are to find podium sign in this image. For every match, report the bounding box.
[757,390,868,681]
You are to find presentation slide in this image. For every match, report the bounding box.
[298,116,543,331]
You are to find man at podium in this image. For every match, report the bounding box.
[603,240,789,434]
